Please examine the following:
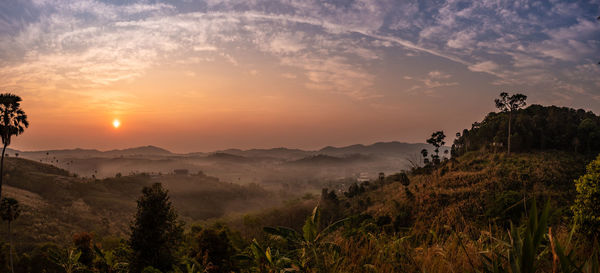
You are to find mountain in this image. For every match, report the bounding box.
[318,141,437,157]
[287,154,372,165]
[104,145,172,156]
[217,147,311,160]
[7,145,172,159]
[9,141,434,160]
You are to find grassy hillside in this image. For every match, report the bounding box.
[217,150,594,272]
[364,151,586,228]
[0,150,596,272]
[0,157,286,249]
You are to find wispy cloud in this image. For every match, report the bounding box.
[0,0,598,103]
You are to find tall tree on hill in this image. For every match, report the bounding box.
[1,197,21,273]
[426,131,446,164]
[494,92,527,155]
[0,94,28,199]
[129,183,183,273]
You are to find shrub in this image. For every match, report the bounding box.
[572,154,600,236]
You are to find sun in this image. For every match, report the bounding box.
[112,119,120,128]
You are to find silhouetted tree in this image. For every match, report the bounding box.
[129,183,183,273]
[420,149,428,165]
[73,232,94,268]
[193,225,236,273]
[1,197,20,273]
[453,104,600,156]
[0,94,28,199]
[495,92,527,155]
[426,131,446,164]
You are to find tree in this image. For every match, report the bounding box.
[0,94,28,200]
[426,131,446,164]
[420,149,428,165]
[73,232,94,268]
[494,92,527,155]
[0,197,20,273]
[192,225,236,273]
[129,183,183,273]
[572,154,600,236]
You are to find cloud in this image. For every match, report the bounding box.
[0,0,598,103]
[404,70,458,95]
[468,61,499,74]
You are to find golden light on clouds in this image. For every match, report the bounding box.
[2,0,598,153]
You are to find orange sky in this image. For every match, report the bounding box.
[2,1,599,153]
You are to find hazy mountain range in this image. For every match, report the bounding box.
[5,141,448,183]
[8,141,438,160]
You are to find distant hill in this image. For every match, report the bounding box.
[287,154,372,165]
[7,141,436,180]
[318,141,437,157]
[212,141,439,160]
[0,157,283,247]
[10,141,436,159]
[9,145,172,158]
[217,147,311,160]
[206,152,250,163]
[104,145,172,156]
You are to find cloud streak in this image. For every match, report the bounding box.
[0,0,598,103]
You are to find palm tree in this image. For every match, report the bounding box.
[1,197,21,273]
[0,93,28,199]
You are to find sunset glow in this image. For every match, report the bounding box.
[113,119,121,129]
[1,0,598,153]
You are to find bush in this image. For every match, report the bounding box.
[572,154,600,236]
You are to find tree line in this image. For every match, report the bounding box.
[452,96,600,157]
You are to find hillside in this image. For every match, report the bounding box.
[0,157,286,248]
[360,151,587,227]
[222,150,593,272]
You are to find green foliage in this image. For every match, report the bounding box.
[481,200,551,273]
[129,183,183,273]
[572,154,600,236]
[142,266,163,273]
[49,247,83,273]
[263,205,347,272]
[0,93,28,199]
[94,244,130,273]
[547,225,600,273]
[453,105,600,156]
[485,191,524,225]
[191,224,237,273]
[235,239,292,273]
[73,232,94,267]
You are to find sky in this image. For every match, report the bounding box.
[0,0,599,153]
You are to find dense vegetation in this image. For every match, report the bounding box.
[0,148,597,272]
[453,105,600,156]
[0,100,599,272]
